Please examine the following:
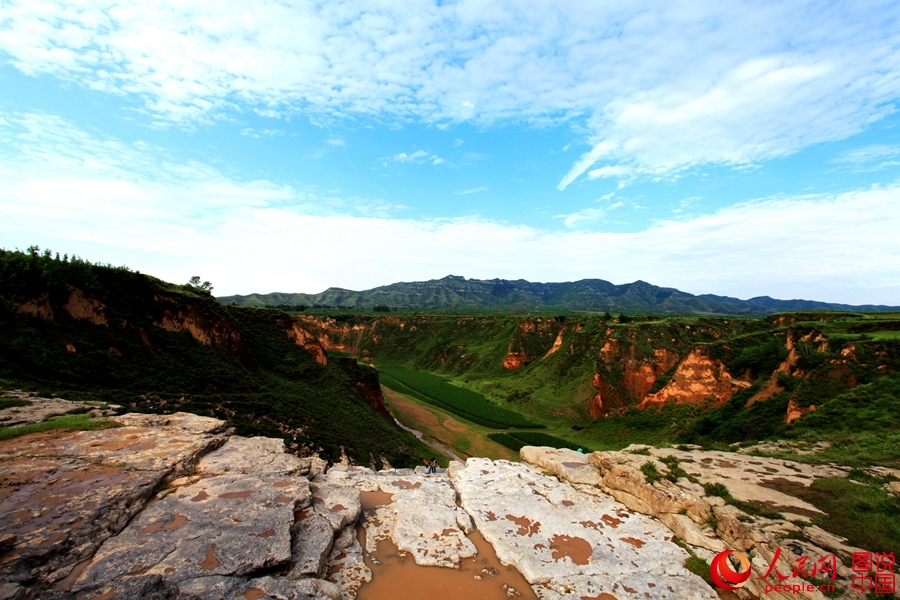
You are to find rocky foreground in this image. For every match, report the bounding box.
[0,405,887,600]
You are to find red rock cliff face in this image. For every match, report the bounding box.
[286,322,328,365]
[502,318,564,370]
[294,315,369,355]
[638,348,751,409]
[589,338,680,417]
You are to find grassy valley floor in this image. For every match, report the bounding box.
[381,385,519,463]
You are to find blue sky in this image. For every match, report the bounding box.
[1,1,899,303]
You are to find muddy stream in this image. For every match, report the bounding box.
[353,491,538,600]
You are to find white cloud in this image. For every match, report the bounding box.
[557,142,616,190]
[2,110,899,304]
[326,137,346,146]
[393,150,430,162]
[390,149,444,165]
[587,165,632,179]
[560,207,607,228]
[455,186,489,195]
[1,0,898,181]
[833,144,900,171]
[241,128,284,138]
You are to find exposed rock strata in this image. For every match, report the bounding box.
[639,347,751,408]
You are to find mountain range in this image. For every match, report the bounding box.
[218,275,899,316]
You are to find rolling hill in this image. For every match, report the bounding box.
[218,275,900,315]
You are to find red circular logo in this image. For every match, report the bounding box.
[710,550,752,590]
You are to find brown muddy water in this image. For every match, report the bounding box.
[355,491,538,600]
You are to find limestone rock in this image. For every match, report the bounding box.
[311,483,362,530]
[288,512,334,579]
[73,472,309,593]
[323,522,371,600]
[644,447,841,516]
[520,446,602,486]
[316,465,477,569]
[315,578,342,600]
[198,435,312,477]
[803,525,865,559]
[657,513,725,552]
[587,452,712,523]
[452,458,718,600]
[0,394,109,428]
[0,412,229,589]
[177,574,329,599]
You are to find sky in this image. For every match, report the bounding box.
[1,1,899,304]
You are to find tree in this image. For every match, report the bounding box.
[188,276,214,292]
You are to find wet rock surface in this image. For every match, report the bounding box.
[4,406,883,600]
[316,466,477,569]
[0,412,228,589]
[529,445,872,600]
[451,457,718,600]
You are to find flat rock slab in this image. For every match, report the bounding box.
[316,466,476,568]
[73,472,310,594]
[311,483,362,531]
[520,447,602,486]
[451,458,718,600]
[641,447,846,518]
[178,575,331,599]
[198,435,316,477]
[0,412,229,588]
[0,394,112,427]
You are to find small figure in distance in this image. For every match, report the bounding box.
[429,457,438,474]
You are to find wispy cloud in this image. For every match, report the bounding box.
[240,128,285,138]
[832,144,900,171]
[390,149,445,165]
[3,1,896,183]
[455,186,489,195]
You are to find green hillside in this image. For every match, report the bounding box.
[219,275,900,315]
[0,247,429,466]
[298,310,900,464]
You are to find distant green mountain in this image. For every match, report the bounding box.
[218,275,900,315]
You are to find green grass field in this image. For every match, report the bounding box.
[378,366,542,429]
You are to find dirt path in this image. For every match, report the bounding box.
[382,386,518,462]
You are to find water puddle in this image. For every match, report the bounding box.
[548,534,591,565]
[199,544,220,569]
[354,491,538,600]
[52,556,92,590]
[219,490,255,499]
[140,513,188,535]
